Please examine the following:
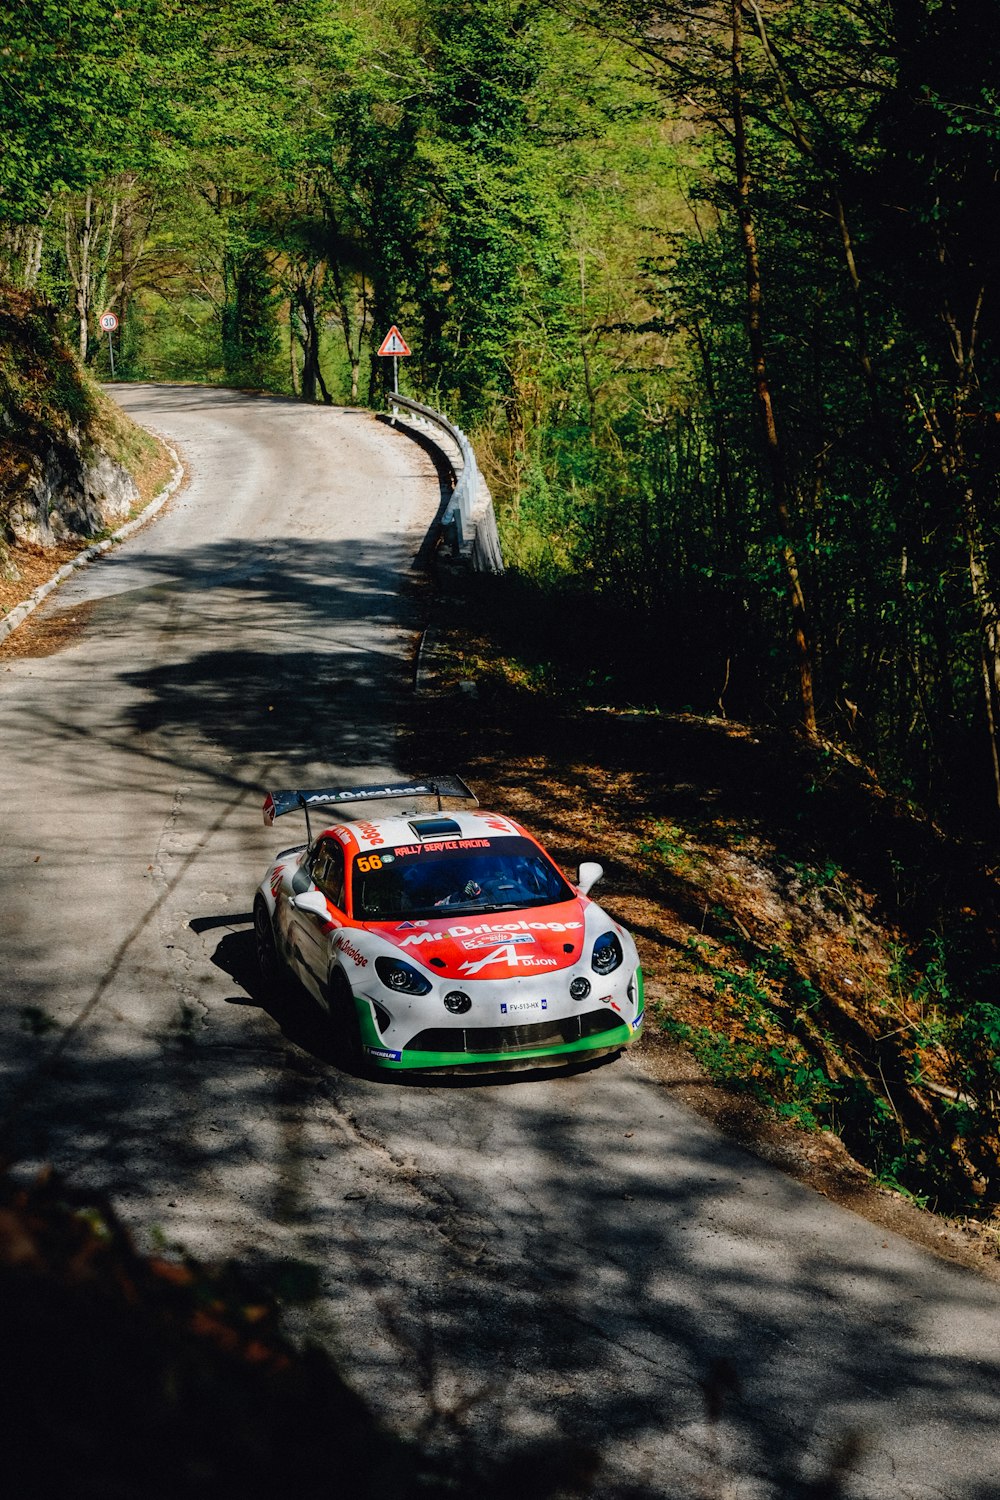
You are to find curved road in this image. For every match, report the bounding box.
[2,387,999,1498]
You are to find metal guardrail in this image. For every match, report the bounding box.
[389,393,503,573]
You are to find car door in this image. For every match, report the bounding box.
[287,838,346,999]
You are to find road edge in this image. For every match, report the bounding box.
[0,446,184,647]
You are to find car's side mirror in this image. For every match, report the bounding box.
[291,891,329,919]
[577,861,604,896]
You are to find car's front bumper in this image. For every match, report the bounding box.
[356,970,644,1071]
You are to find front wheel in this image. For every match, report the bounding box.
[327,970,368,1077]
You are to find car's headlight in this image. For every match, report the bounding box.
[591,932,623,976]
[375,956,432,995]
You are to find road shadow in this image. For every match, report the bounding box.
[208,926,338,1064]
[0,532,442,822]
[5,1000,1000,1498]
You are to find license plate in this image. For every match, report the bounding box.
[501,998,546,1015]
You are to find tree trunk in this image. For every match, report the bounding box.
[65,190,94,362]
[298,283,318,404]
[731,0,818,740]
[746,0,893,462]
[328,253,366,404]
[112,176,154,333]
[289,302,300,397]
[912,277,1000,814]
[293,268,332,405]
[964,501,1000,815]
[64,188,122,365]
[23,219,45,290]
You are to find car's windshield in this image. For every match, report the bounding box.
[351,835,574,921]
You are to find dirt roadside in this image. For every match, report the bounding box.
[404,629,1000,1285]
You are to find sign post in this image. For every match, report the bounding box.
[99,311,119,377]
[376,325,412,395]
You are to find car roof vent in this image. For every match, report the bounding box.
[408,816,464,839]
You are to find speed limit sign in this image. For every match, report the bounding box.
[99,311,118,331]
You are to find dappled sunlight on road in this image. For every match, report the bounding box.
[7,996,1000,1496]
[2,389,999,1499]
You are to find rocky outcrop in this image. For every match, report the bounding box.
[1,285,140,557]
[4,430,139,546]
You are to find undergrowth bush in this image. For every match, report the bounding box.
[635,816,1000,1215]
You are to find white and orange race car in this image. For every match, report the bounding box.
[253,777,643,1073]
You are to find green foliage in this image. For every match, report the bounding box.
[413,0,555,411]
[463,0,1000,833]
[0,289,95,441]
[669,931,843,1131]
[129,294,224,385]
[638,821,694,872]
[888,934,1000,1149]
[0,0,160,221]
[0,286,161,559]
[658,1009,837,1132]
[790,859,843,893]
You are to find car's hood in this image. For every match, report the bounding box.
[366,898,587,981]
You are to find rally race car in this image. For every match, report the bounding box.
[253,777,643,1073]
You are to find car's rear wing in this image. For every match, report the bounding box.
[263,775,477,835]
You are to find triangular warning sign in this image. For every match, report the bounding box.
[377,324,412,357]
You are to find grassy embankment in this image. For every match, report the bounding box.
[0,287,173,615]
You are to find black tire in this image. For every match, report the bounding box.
[254,898,284,996]
[327,970,368,1076]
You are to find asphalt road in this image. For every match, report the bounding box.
[2,386,999,1499]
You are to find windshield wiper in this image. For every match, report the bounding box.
[365,898,566,921]
[432,900,548,914]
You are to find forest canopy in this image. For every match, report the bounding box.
[3,0,1000,834]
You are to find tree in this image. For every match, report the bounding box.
[0,0,156,226]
